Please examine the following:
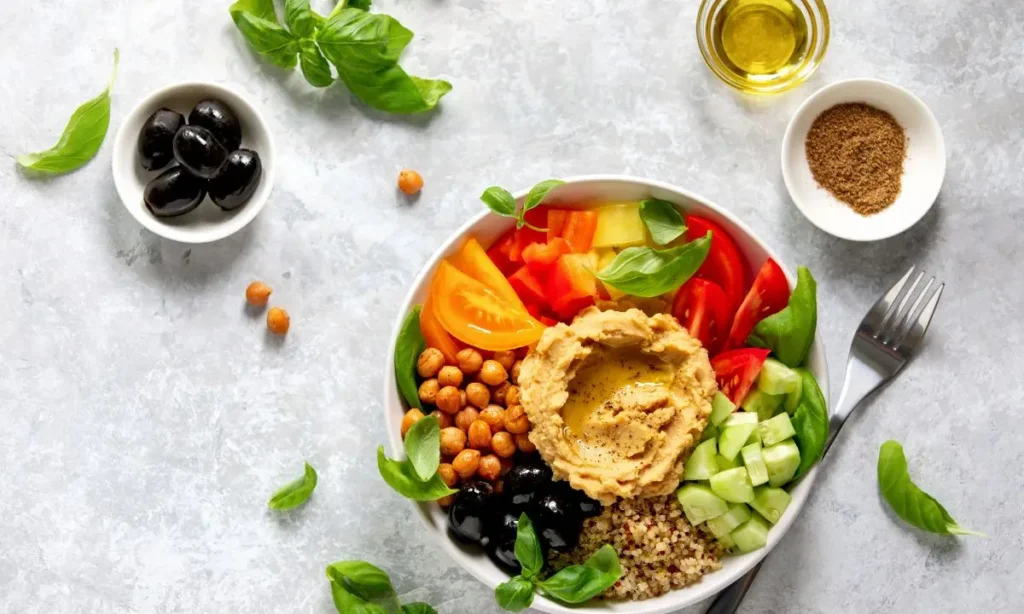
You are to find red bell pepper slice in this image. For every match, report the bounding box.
[487,229,519,275]
[546,254,598,320]
[522,238,570,274]
[508,266,549,307]
[561,211,598,253]
[547,209,569,241]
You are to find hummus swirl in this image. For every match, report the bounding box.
[519,308,716,503]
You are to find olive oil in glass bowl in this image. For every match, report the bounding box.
[697,0,829,94]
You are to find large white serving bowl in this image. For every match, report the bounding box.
[382,176,829,614]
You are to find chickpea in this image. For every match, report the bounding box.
[491,382,511,407]
[493,350,516,371]
[452,449,481,479]
[398,169,424,195]
[401,409,425,438]
[459,389,468,408]
[437,365,464,388]
[479,360,508,386]
[505,385,520,407]
[491,431,517,458]
[417,348,445,378]
[435,386,462,414]
[510,360,523,384]
[454,407,480,432]
[437,463,458,488]
[468,420,492,450]
[515,433,537,454]
[439,427,467,457]
[465,382,490,409]
[456,348,484,374]
[267,307,290,335]
[479,405,506,431]
[418,379,440,404]
[505,404,530,434]
[437,494,454,507]
[245,281,272,307]
[429,410,452,430]
[477,454,502,481]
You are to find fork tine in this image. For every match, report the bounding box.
[862,266,916,336]
[884,276,934,344]
[880,270,925,339]
[895,282,944,356]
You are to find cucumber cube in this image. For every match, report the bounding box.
[741,443,769,486]
[722,411,758,427]
[710,391,736,426]
[758,359,801,396]
[683,439,719,480]
[709,467,754,503]
[676,484,729,525]
[746,426,762,446]
[718,416,757,461]
[783,382,803,415]
[716,531,736,550]
[716,453,739,470]
[758,413,797,446]
[762,440,801,487]
[730,515,770,553]
[750,486,792,524]
[742,389,785,421]
[700,424,719,443]
[705,503,752,538]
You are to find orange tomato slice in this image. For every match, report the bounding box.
[431,261,545,351]
[420,293,461,364]
[449,237,526,309]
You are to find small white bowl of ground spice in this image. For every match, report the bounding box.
[781,78,945,241]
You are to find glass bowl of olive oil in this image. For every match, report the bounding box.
[697,0,829,94]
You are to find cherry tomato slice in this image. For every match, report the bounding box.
[686,215,747,317]
[450,237,525,309]
[725,258,790,350]
[711,348,771,405]
[420,294,461,364]
[672,277,732,355]
[431,261,545,351]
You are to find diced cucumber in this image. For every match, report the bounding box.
[592,202,646,248]
[716,453,739,470]
[742,389,785,421]
[730,515,771,553]
[700,424,719,443]
[758,359,801,396]
[750,486,792,524]
[716,531,736,550]
[783,382,803,414]
[710,391,736,426]
[676,484,729,525]
[709,467,754,503]
[683,439,719,480]
[762,440,801,487]
[718,417,757,461]
[746,426,762,446]
[723,411,758,427]
[741,443,769,486]
[757,412,797,446]
[705,504,752,538]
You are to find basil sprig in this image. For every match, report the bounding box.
[377,415,457,501]
[326,560,439,614]
[480,179,565,230]
[394,306,425,410]
[494,513,622,612]
[639,199,687,245]
[748,266,817,367]
[790,368,828,479]
[595,232,711,298]
[17,49,119,175]
[877,441,984,537]
[268,461,318,510]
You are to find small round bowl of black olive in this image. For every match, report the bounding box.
[112,82,274,243]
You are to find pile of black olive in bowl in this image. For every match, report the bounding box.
[138,99,262,218]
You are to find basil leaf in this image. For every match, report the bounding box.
[513,514,543,578]
[377,446,457,501]
[267,461,318,510]
[329,582,389,614]
[17,50,119,175]
[326,560,401,613]
[639,199,686,245]
[790,369,828,479]
[517,179,563,228]
[329,0,372,17]
[404,415,440,482]
[878,441,984,537]
[229,5,300,69]
[748,266,817,367]
[316,9,451,113]
[230,0,278,21]
[394,306,425,410]
[400,604,436,614]
[537,544,621,604]
[299,40,334,87]
[582,544,621,577]
[596,232,711,298]
[494,575,535,612]
[284,0,319,37]
[480,186,517,218]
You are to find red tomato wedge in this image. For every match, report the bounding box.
[711,348,770,405]
[672,277,732,355]
[420,294,461,364]
[686,215,747,316]
[431,261,545,351]
[450,237,526,309]
[725,258,790,350]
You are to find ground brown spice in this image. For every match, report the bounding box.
[805,102,908,215]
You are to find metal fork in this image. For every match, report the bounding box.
[706,266,944,614]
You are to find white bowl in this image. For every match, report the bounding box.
[111,82,274,244]
[781,78,945,242]
[382,176,830,614]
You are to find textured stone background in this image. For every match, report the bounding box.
[1,1,1021,612]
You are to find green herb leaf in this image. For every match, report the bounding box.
[400,603,437,614]
[267,461,318,510]
[494,575,535,612]
[790,368,828,479]
[639,199,686,245]
[17,49,119,175]
[377,446,457,501]
[299,40,334,87]
[595,232,711,297]
[394,306,425,410]
[229,5,301,69]
[537,545,622,604]
[329,581,389,614]
[480,187,517,218]
[516,179,563,228]
[230,0,278,21]
[326,560,401,613]
[316,9,451,114]
[581,544,622,577]
[404,415,441,482]
[877,440,984,537]
[330,0,372,17]
[284,0,319,37]
[513,514,544,578]
[748,266,817,367]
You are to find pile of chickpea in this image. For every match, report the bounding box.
[401,346,535,506]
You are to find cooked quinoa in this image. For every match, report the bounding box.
[549,495,724,601]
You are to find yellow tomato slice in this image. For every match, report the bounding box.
[449,237,526,309]
[420,293,462,364]
[431,261,544,351]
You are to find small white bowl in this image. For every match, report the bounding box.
[781,78,945,242]
[112,82,274,244]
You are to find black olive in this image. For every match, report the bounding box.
[143,166,206,218]
[550,480,603,518]
[484,510,523,574]
[532,493,584,552]
[208,150,262,211]
[189,99,242,152]
[447,480,494,545]
[173,125,228,179]
[137,108,185,171]
[504,463,553,508]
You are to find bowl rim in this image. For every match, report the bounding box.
[381,174,830,613]
[111,81,275,244]
[780,77,946,242]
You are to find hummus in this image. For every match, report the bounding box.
[519,307,717,503]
